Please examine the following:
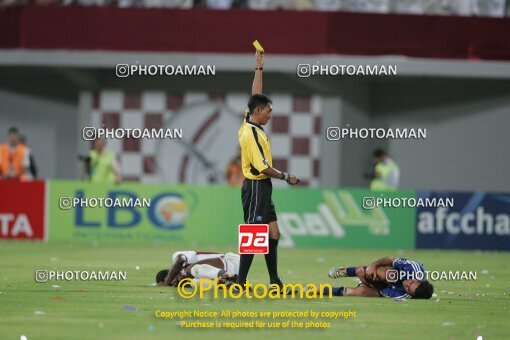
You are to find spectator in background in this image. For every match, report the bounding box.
[314,0,342,11]
[0,0,27,7]
[33,0,63,5]
[143,0,193,8]
[0,127,29,181]
[436,0,472,15]
[205,0,232,8]
[248,0,296,10]
[392,0,506,17]
[19,135,38,180]
[392,0,432,14]
[472,0,506,17]
[370,148,399,191]
[294,0,313,10]
[88,138,121,184]
[224,149,244,187]
[343,0,390,13]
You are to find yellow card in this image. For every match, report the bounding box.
[253,40,264,52]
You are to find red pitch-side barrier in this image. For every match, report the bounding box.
[0,180,46,240]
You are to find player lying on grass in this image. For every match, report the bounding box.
[322,257,434,299]
[155,251,239,287]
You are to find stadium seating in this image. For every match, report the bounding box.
[1,0,508,17]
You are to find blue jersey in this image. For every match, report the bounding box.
[380,258,426,299]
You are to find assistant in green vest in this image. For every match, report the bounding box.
[370,149,399,191]
[88,138,121,184]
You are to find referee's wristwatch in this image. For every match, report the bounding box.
[281,172,290,183]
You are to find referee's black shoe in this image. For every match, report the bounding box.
[269,278,295,295]
[225,281,252,295]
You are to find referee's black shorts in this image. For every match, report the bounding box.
[241,178,277,224]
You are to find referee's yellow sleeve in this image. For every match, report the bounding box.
[247,132,269,173]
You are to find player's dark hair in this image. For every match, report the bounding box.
[156,269,169,284]
[8,126,19,134]
[413,280,434,299]
[248,94,272,115]
[373,148,386,158]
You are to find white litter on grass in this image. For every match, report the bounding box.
[148,283,157,287]
[442,322,454,327]
[135,266,140,271]
[394,299,407,303]
[448,292,454,295]
[477,336,483,340]
[481,269,489,274]
[51,285,60,289]
[34,311,45,315]
[21,335,27,340]
[432,293,437,298]
[435,299,440,302]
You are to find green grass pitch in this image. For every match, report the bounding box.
[0,241,508,340]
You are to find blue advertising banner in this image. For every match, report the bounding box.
[416,191,510,250]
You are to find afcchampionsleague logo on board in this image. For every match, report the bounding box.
[238,224,269,254]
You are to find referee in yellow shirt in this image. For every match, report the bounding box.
[236,51,301,290]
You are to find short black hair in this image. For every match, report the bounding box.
[373,148,386,158]
[248,94,272,115]
[156,269,169,284]
[8,127,19,134]
[413,280,434,299]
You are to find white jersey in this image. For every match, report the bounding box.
[172,251,240,274]
[171,251,222,266]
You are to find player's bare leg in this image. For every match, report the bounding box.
[343,284,380,297]
[268,220,281,239]
[309,283,380,297]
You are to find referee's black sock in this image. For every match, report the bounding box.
[236,254,254,285]
[265,238,280,283]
